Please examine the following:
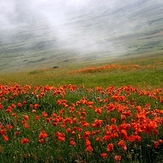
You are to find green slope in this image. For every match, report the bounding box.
[0,0,163,72]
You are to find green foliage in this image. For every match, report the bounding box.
[0,54,163,162]
[0,53,163,89]
[29,70,42,75]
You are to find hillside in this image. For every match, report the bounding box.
[0,0,163,72]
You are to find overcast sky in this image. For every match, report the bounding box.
[0,0,162,56]
[0,0,99,29]
[0,0,121,29]
[0,0,121,53]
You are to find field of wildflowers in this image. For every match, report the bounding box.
[0,83,163,162]
[0,54,163,162]
[70,60,163,74]
[0,54,163,89]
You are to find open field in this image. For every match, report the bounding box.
[0,52,163,89]
[1,0,163,73]
[1,1,163,162]
[0,53,163,162]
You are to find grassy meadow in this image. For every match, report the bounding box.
[0,52,163,88]
[0,53,163,162]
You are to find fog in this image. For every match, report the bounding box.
[0,0,163,62]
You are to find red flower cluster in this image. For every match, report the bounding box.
[0,84,163,162]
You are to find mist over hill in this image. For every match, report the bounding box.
[0,0,163,72]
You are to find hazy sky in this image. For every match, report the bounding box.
[0,0,98,29]
[0,0,124,54]
[0,0,162,56]
[0,0,123,30]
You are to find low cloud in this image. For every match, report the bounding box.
[0,0,162,58]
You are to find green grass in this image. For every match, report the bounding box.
[0,52,163,89]
[0,53,163,162]
[1,0,163,73]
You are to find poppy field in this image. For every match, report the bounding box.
[0,83,163,163]
[0,54,163,162]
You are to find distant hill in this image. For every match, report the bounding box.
[0,0,163,72]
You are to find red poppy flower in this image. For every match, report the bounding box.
[3,135,9,142]
[107,143,114,152]
[100,153,108,159]
[70,140,76,147]
[86,145,93,153]
[154,141,159,148]
[18,102,23,107]
[21,138,30,144]
[39,130,48,139]
[114,155,122,161]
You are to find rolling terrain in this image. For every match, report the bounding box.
[0,52,163,163]
[0,1,163,162]
[0,0,163,72]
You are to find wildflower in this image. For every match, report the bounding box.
[32,109,36,113]
[6,124,13,130]
[96,137,101,142]
[3,135,9,142]
[0,103,3,110]
[92,119,103,128]
[81,111,86,116]
[84,131,91,138]
[23,115,29,120]
[71,131,76,136]
[42,111,48,117]
[23,123,29,129]
[57,136,65,141]
[35,115,40,120]
[56,132,65,141]
[159,139,163,144]
[121,114,126,121]
[29,104,33,109]
[34,103,39,109]
[107,143,114,152]
[92,130,100,136]
[23,100,27,104]
[103,135,111,141]
[128,134,141,142]
[73,117,77,123]
[120,129,128,140]
[118,140,127,151]
[21,138,30,144]
[114,155,122,162]
[111,118,116,124]
[39,130,48,139]
[100,153,108,159]
[12,113,16,117]
[15,131,20,135]
[38,139,44,144]
[0,129,6,135]
[85,139,91,147]
[78,134,82,140]
[59,109,64,115]
[86,145,93,153]
[154,141,159,148]
[17,102,23,107]
[46,118,51,123]
[94,107,102,114]
[82,122,90,127]
[70,140,76,147]
[66,128,71,133]
[6,107,12,113]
